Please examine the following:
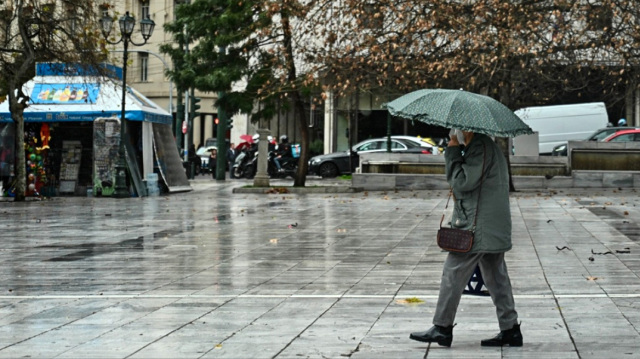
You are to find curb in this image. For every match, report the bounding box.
[232,186,363,194]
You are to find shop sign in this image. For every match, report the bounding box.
[31,83,100,105]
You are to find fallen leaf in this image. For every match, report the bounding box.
[215,344,223,349]
[396,297,425,305]
[269,238,278,244]
[586,276,599,281]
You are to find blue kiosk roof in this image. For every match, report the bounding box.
[0,63,172,125]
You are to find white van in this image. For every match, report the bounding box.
[514,102,609,155]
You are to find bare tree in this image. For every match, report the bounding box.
[301,0,640,189]
[164,0,640,189]
[0,0,105,201]
[306,1,640,106]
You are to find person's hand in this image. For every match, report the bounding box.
[448,129,459,147]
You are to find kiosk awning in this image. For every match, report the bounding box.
[0,63,172,125]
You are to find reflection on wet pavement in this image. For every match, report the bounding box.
[0,182,639,358]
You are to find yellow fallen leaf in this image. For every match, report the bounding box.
[269,238,278,244]
[395,297,425,305]
[586,276,599,281]
[215,344,222,349]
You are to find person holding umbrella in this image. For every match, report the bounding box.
[384,89,532,348]
[409,129,522,347]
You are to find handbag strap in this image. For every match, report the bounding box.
[439,142,487,230]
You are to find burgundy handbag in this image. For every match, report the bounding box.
[437,226,475,253]
[437,143,486,253]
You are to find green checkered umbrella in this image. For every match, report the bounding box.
[384,89,533,137]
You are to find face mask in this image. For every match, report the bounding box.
[449,129,466,145]
[456,130,466,145]
[454,129,466,145]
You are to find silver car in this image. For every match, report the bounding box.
[308,138,430,178]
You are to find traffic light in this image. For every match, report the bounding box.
[214,117,219,125]
[226,117,233,129]
[190,96,201,120]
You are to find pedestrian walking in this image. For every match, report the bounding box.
[410,129,522,347]
[209,148,217,179]
[227,143,236,178]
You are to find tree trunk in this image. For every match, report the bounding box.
[9,95,25,201]
[292,94,309,187]
[498,82,517,192]
[495,137,516,192]
[280,10,308,187]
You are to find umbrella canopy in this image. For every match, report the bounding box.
[239,134,254,144]
[384,89,533,138]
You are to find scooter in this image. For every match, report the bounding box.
[232,148,256,179]
[269,153,298,178]
[244,151,298,179]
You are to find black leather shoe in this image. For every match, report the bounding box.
[481,323,523,347]
[410,325,453,347]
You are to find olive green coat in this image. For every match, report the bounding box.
[444,134,512,253]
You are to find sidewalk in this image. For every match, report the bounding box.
[0,180,639,358]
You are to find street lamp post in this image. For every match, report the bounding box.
[99,12,155,198]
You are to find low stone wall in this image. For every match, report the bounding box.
[360,153,569,177]
[355,147,640,190]
[569,141,640,172]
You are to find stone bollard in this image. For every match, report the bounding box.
[253,128,270,187]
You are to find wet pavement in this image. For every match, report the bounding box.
[1,177,640,358]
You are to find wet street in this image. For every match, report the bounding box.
[1,178,640,358]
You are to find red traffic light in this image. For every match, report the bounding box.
[214,118,219,125]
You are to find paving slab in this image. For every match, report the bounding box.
[0,178,639,358]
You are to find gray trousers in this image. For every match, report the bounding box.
[432,252,518,331]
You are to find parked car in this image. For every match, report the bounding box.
[204,137,230,149]
[603,129,640,142]
[391,135,440,154]
[551,126,640,156]
[308,138,430,178]
[196,146,217,173]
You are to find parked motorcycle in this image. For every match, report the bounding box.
[232,148,256,179]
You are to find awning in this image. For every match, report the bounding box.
[0,63,172,125]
